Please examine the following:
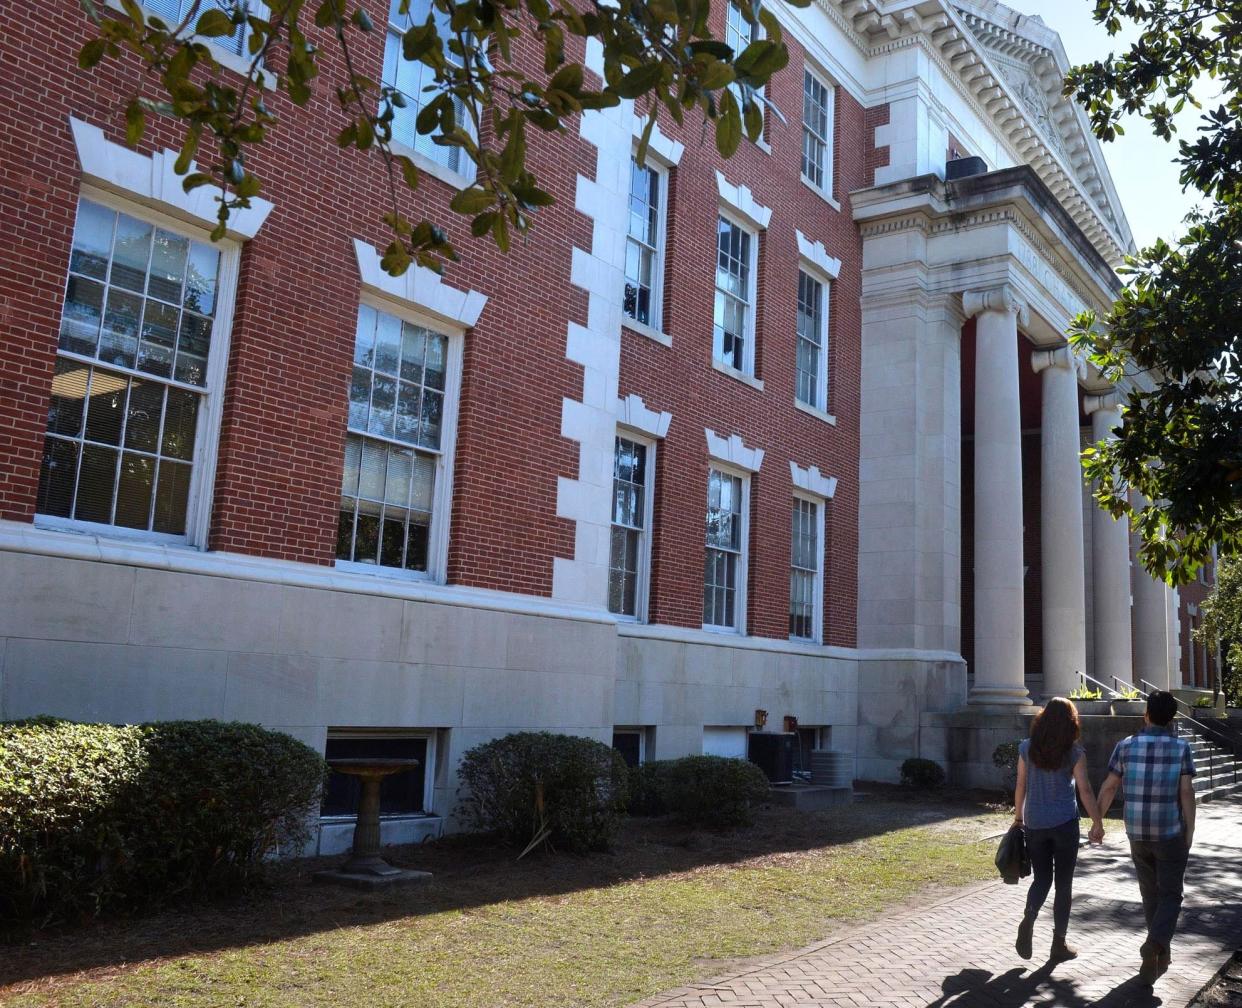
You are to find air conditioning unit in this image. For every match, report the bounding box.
[946,155,988,180]
[810,750,853,789]
[747,732,795,785]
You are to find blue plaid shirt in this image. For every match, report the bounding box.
[1107,725,1195,841]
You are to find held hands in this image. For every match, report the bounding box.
[1088,821,1105,845]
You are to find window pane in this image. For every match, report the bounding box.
[137,300,178,378]
[115,453,156,529]
[110,215,153,293]
[162,388,198,461]
[37,438,79,518]
[148,230,189,304]
[100,288,142,369]
[124,378,164,453]
[369,375,397,437]
[336,499,357,560]
[152,459,191,534]
[354,500,382,563]
[76,444,119,523]
[60,276,105,357]
[48,360,89,437]
[70,201,114,280]
[174,313,212,387]
[184,243,218,316]
[84,372,127,447]
[396,381,420,444]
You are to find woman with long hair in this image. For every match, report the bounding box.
[1012,696,1105,962]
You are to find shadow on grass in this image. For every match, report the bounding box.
[0,789,1001,992]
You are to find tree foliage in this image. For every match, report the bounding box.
[77,0,803,275]
[1197,555,1242,705]
[1065,0,1242,583]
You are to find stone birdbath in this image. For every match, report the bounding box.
[313,757,433,889]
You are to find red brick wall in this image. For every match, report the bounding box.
[1179,569,1216,688]
[618,24,865,646]
[0,2,877,631]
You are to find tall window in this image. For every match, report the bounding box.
[624,158,664,330]
[39,198,226,539]
[338,304,452,574]
[714,216,754,373]
[704,467,746,630]
[796,270,828,410]
[608,435,652,619]
[802,68,834,194]
[384,0,468,175]
[724,1,762,127]
[789,496,822,641]
[141,0,257,57]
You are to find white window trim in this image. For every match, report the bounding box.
[610,430,657,624]
[35,186,241,551]
[613,726,648,765]
[795,266,830,414]
[801,64,836,199]
[715,171,772,231]
[623,148,670,336]
[790,490,825,644]
[336,297,465,586]
[320,729,437,818]
[69,117,275,241]
[702,461,751,636]
[724,0,771,153]
[714,208,760,378]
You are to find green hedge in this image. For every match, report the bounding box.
[456,732,630,853]
[636,755,771,829]
[900,757,946,789]
[0,718,326,927]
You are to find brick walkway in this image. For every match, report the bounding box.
[634,798,1242,1008]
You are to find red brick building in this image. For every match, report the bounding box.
[0,0,1214,841]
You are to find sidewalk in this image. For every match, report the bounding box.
[634,798,1242,1008]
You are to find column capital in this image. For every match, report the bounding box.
[1084,391,1122,416]
[962,285,1029,326]
[1031,345,1084,377]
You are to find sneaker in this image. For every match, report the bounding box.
[1051,936,1079,962]
[1016,916,1034,960]
[1139,941,1163,985]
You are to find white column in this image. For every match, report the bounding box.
[1131,493,1173,691]
[1084,395,1133,688]
[1032,347,1087,698]
[965,286,1030,706]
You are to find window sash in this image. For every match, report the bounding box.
[789,497,821,641]
[608,435,652,619]
[714,217,753,373]
[40,196,231,543]
[796,270,828,410]
[802,69,832,190]
[624,159,664,329]
[704,468,745,629]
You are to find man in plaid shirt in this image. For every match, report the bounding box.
[1097,690,1197,985]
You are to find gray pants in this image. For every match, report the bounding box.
[1129,834,1190,948]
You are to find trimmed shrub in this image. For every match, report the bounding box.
[1193,695,1216,709]
[456,732,630,853]
[0,718,326,928]
[626,761,668,817]
[656,755,770,829]
[900,757,946,789]
[992,741,1021,801]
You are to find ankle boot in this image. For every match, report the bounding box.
[1016,916,1034,960]
[1051,934,1079,962]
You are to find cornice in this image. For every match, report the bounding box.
[788,0,1129,267]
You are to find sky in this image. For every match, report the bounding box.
[1031,0,1208,250]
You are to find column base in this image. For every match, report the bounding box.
[968,684,1033,707]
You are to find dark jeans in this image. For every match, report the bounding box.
[1024,818,1080,936]
[1129,834,1190,949]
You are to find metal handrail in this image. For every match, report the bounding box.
[1078,671,1124,699]
[1136,678,1240,790]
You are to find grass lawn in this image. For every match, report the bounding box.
[1,791,1009,1008]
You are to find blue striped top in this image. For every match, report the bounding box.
[1020,739,1083,830]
